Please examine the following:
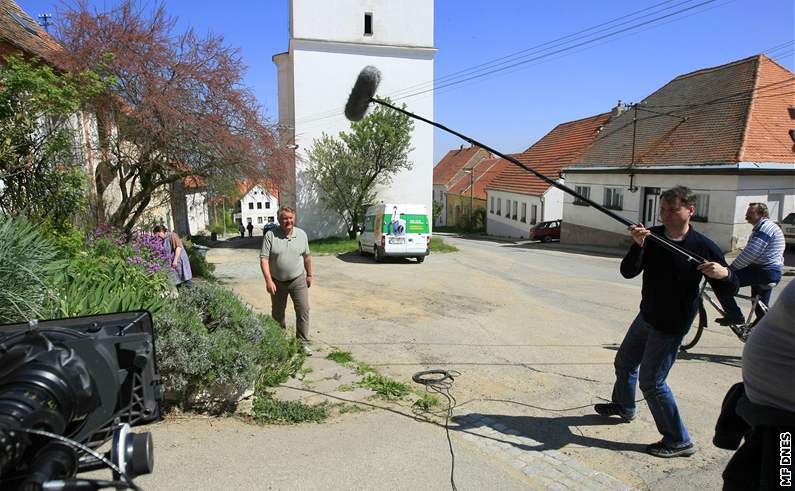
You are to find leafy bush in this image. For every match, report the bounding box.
[0,216,64,322]
[49,255,171,318]
[154,281,303,413]
[360,374,411,400]
[45,221,86,259]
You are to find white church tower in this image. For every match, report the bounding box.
[273,0,436,239]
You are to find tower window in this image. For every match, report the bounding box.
[364,13,373,35]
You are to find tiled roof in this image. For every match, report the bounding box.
[446,157,514,199]
[0,0,64,66]
[237,179,279,199]
[488,113,611,195]
[433,146,490,186]
[575,55,795,168]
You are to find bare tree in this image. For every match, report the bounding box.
[55,0,284,232]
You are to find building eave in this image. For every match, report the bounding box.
[563,162,795,175]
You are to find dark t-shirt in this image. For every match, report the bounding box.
[620,225,738,335]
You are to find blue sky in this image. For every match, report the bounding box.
[17,0,795,163]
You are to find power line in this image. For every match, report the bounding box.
[291,0,726,127]
[391,0,722,102]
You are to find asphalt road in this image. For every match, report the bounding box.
[138,236,791,490]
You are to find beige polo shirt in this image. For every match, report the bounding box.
[260,226,310,281]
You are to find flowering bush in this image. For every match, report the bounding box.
[91,226,172,274]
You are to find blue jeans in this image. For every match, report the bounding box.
[611,314,691,448]
[717,265,781,319]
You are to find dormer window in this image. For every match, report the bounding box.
[364,12,373,36]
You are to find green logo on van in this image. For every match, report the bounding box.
[383,214,429,234]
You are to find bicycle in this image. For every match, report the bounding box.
[680,278,774,351]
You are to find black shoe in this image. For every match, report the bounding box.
[594,403,635,422]
[646,440,696,458]
[716,316,744,326]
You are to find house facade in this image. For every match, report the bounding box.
[486,113,611,239]
[432,145,491,226]
[562,55,795,251]
[444,156,510,228]
[234,184,279,233]
[273,0,436,239]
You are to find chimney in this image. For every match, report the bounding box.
[612,100,628,117]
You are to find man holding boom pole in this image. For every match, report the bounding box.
[595,186,738,458]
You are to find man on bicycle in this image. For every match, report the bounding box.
[715,202,785,326]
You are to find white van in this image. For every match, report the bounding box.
[359,204,431,263]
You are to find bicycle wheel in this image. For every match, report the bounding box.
[680,300,707,351]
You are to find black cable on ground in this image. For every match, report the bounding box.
[412,370,461,491]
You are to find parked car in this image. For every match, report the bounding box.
[262,222,278,234]
[531,220,561,242]
[779,212,795,248]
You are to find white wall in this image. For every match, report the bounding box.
[291,0,433,47]
[562,172,795,251]
[185,192,209,234]
[240,185,279,233]
[277,1,436,239]
[486,190,538,239]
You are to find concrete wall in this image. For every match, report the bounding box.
[433,184,446,226]
[291,0,433,47]
[276,0,436,239]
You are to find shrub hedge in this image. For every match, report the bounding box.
[154,281,304,413]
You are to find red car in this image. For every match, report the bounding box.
[531,220,561,242]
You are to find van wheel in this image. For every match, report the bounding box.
[374,246,382,262]
[416,256,425,263]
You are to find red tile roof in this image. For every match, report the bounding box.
[446,157,514,200]
[0,0,64,67]
[433,146,490,186]
[488,113,611,195]
[575,55,795,167]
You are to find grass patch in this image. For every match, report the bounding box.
[326,350,354,365]
[413,393,441,412]
[337,384,354,392]
[431,236,458,253]
[337,403,367,414]
[360,374,411,400]
[309,236,358,255]
[252,395,329,424]
[355,362,377,375]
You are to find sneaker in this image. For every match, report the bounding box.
[716,316,744,326]
[646,441,696,458]
[301,344,313,357]
[594,403,635,422]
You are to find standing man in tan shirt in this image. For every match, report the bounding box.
[260,206,313,354]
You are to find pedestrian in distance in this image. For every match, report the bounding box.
[595,186,738,458]
[239,222,245,238]
[259,206,313,355]
[246,221,254,238]
[153,225,193,289]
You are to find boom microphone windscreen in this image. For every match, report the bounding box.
[345,66,381,121]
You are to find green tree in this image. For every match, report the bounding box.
[308,100,414,238]
[0,55,107,229]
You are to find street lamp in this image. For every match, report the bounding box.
[463,168,474,227]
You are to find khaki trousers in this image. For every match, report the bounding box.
[271,274,310,342]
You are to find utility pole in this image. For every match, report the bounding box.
[37,13,52,32]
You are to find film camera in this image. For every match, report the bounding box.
[0,311,162,490]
